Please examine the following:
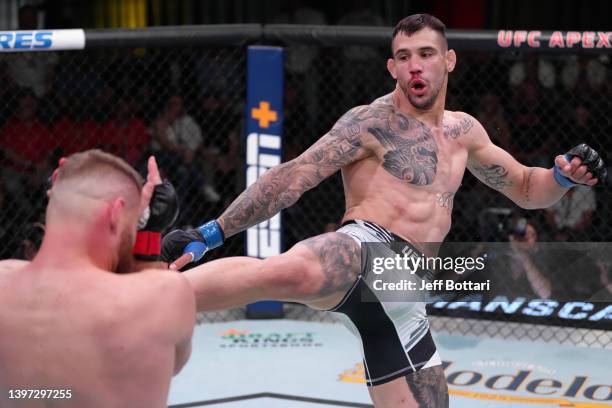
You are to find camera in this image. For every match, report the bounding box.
[478,208,526,241]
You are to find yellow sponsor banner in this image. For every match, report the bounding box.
[339,363,365,383]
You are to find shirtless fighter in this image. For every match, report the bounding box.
[0,150,195,408]
[163,14,606,408]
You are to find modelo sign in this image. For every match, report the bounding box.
[340,361,611,403]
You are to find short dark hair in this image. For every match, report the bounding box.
[391,14,447,52]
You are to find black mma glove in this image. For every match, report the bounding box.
[133,180,180,261]
[553,143,607,188]
[161,221,224,267]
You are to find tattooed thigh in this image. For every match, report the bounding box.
[405,366,449,408]
[298,232,362,298]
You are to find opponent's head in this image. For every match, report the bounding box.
[46,150,143,273]
[387,14,456,110]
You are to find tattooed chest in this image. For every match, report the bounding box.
[368,122,439,186]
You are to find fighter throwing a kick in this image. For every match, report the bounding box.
[164,14,606,408]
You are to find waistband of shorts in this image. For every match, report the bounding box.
[340,219,434,256]
[340,219,407,243]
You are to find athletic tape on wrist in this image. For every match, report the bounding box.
[553,154,577,188]
[132,231,161,257]
[137,206,150,230]
[197,220,224,249]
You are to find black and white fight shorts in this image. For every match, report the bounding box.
[329,219,442,386]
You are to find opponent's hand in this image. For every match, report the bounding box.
[139,156,163,218]
[161,221,225,270]
[553,144,607,187]
[133,157,179,261]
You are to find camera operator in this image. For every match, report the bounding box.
[505,217,553,299]
[474,211,551,301]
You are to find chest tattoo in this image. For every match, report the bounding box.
[368,112,439,185]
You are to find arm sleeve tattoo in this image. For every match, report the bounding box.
[218,106,371,238]
[467,159,515,191]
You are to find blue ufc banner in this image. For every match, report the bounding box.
[245,46,284,318]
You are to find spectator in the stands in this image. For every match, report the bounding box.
[507,54,559,167]
[209,121,242,207]
[508,80,551,167]
[271,0,327,129]
[101,97,150,167]
[0,89,53,213]
[506,218,553,299]
[476,91,512,154]
[5,5,58,99]
[51,98,101,155]
[337,0,387,106]
[544,186,596,242]
[509,53,556,91]
[563,104,601,155]
[152,94,220,202]
[0,182,20,258]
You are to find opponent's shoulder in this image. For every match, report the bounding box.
[123,269,195,331]
[145,270,196,337]
[0,259,30,273]
[132,269,195,306]
[0,260,28,290]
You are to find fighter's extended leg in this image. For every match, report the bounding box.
[368,366,449,408]
[183,232,361,311]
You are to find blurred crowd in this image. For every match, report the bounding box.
[446,51,612,245]
[0,43,245,259]
[1,6,612,262]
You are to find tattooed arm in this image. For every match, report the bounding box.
[217,107,374,238]
[464,113,568,209]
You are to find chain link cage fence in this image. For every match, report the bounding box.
[0,26,610,347]
[275,30,612,348]
[0,43,248,260]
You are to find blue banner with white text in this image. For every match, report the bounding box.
[245,46,284,317]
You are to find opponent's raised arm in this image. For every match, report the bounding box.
[133,156,180,271]
[162,106,374,268]
[465,114,606,209]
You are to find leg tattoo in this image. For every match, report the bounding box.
[405,366,449,408]
[300,232,361,297]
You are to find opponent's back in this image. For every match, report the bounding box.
[0,263,192,408]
